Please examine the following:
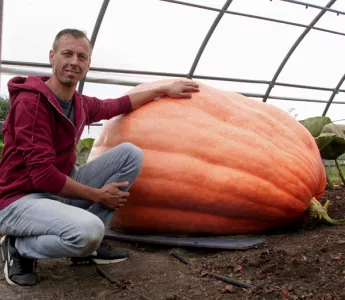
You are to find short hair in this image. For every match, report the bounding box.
[52,28,92,52]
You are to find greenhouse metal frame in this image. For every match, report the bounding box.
[0,0,344,123]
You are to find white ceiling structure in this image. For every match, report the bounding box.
[1,0,345,138]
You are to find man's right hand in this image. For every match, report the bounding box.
[94,181,130,210]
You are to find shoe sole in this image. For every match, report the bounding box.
[0,236,4,261]
[70,256,128,265]
[0,236,17,286]
[92,257,128,265]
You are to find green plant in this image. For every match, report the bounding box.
[0,97,10,159]
[76,138,95,166]
[0,97,10,121]
[0,140,3,159]
[300,116,345,188]
[326,165,345,185]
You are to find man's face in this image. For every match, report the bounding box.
[49,34,91,87]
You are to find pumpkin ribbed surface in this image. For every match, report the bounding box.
[88,80,326,234]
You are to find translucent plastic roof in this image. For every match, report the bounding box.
[1,0,345,139]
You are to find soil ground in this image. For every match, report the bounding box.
[2,187,345,300]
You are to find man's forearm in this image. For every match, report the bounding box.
[58,176,99,202]
[128,87,168,110]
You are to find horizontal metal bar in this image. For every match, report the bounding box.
[0,60,186,78]
[0,66,140,87]
[281,0,345,16]
[0,61,181,79]
[244,93,345,104]
[161,0,345,37]
[333,118,345,123]
[272,81,335,92]
[1,60,50,68]
[194,74,339,92]
[2,60,343,93]
[4,65,340,104]
[194,74,268,84]
[91,66,184,78]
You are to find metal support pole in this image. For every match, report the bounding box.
[187,0,233,79]
[322,73,345,116]
[78,0,110,94]
[262,0,337,103]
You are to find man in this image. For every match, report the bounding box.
[0,28,199,286]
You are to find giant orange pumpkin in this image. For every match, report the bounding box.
[88,80,326,234]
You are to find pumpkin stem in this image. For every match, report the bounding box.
[308,198,345,225]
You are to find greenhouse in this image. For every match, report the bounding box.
[1,0,345,299]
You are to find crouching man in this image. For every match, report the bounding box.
[0,28,199,286]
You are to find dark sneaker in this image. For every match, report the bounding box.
[71,239,129,265]
[0,235,37,286]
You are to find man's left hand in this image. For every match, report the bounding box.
[129,80,200,110]
[164,80,200,99]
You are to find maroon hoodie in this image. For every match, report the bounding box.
[0,76,132,210]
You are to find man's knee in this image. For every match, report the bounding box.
[71,214,105,257]
[116,142,143,169]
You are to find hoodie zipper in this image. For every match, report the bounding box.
[46,97,85,156]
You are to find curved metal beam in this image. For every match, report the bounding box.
[262,0,337,103]
[78,0,110,94]
[322,73,345,116]
[282,0,345,16]
[187,0,234,79]
[161,0,345,38]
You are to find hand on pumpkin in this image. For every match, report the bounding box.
[164,80,200,99]
[96,181,130,210]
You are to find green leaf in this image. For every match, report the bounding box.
[300,117,345,160]
[76,138,95,154]
[0,141,4,159]
[0,97,10,121]
[0,121,3,140]
[299,116,332,137]
[320,141,345,160]
[321,123,345,137]
[76,138,95,166]
[317,124,345,160]
[314,133,336,150]
[76,147,92,166]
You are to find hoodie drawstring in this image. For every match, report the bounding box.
[31,93,40,142]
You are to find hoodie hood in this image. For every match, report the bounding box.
[7,75,86,125]
[8,76,60,143]
[7,76,84,143]
[8,76,57,107]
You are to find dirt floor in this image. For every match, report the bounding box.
[2,187,345,300]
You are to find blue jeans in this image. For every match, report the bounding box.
[0,142,143,259]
